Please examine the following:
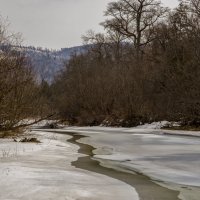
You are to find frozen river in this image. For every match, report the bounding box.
[1,126,200,200]
[60,126,200,200]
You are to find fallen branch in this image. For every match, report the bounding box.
[14,113,58,129]
[0,113,59,133]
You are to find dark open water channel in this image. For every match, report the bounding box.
[64,132,180,200]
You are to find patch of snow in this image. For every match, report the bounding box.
[135,121,170,129]
[61,124,200,137]
[18,119,59,127]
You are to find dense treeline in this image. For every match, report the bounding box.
[2,0,200,129]
[0,17,52,132]
[52,0,200,126]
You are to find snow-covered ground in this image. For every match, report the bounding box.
[60,122,200,137]
[0,131,138,200]
[1,122,200,200]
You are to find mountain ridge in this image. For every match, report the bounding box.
[0,44,88,83]
[17,45,88,83]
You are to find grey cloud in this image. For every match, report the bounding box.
[0,0,178,49]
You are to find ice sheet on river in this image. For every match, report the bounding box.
[62,126,200,186]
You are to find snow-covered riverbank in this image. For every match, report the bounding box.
[0,131,138,200]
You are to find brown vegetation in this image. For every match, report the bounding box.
[0,17,54,133]
[1,0,200,129]
[52,0,200,127]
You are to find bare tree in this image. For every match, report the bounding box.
[102,0,168,58]
[0,17,53,132]
[190,0,200,15]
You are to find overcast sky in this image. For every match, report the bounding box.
[0,0,178,49]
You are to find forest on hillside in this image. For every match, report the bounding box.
[1,0,200,131]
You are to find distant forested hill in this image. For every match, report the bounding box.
[21,45,88,83]
[0,45,87,83]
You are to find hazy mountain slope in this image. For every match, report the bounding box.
[21,45,87,83]
[0,45,87,83]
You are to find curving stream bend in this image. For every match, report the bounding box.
[65,132,180,200]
